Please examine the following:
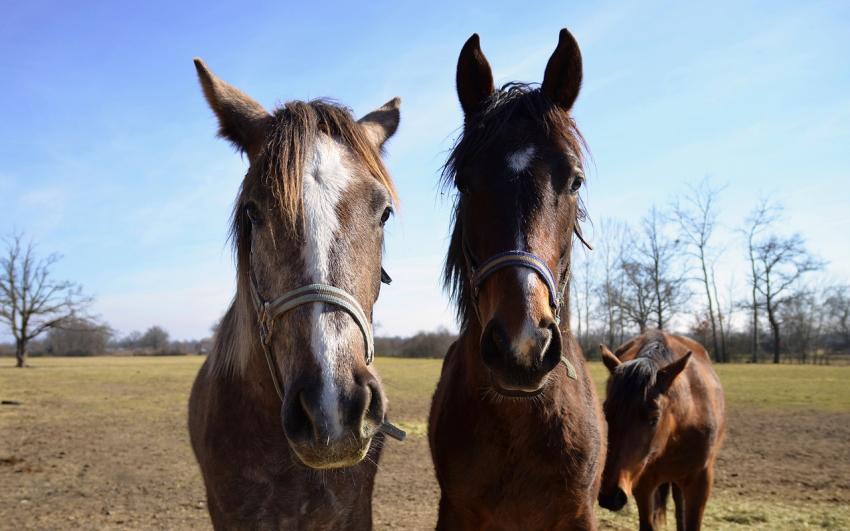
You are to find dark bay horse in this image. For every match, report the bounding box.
[598,331,726,531]
[188,59,403,530]
[428,29,605,530]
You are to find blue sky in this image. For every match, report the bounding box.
[1,1,848,340]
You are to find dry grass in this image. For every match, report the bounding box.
[1,356,848,529]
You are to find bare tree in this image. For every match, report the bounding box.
[710,264,729,361]
[45,317,113,356]
[0,233,92,367]
[616,260,654,333]
[779,287,825,364]
[637,207,689,329]
[823,285,850,352]
[673,179,725,361]
[595,219,628,346]
[140,326,170,353]
[754,234,824,363]
[741,200,782,362]
[570,250,594,353]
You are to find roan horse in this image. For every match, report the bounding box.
[188,59,404,530]
[429,29,605,530]
[597,331,726,531]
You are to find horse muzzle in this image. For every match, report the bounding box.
[598,486,629,511]
[281,372,385,469]
[481,317,561,394]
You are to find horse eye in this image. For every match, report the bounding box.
[648,416,659,427]
[570,173,584,194]
[380,206,393,226]
[244,203,260,225]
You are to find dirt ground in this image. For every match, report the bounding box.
[1,356,848,530]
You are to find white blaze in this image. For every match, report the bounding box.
[513,204,546,366]
[301,134,353,435]
[507,145,536,173]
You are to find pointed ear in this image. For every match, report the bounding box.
[456,34,495,116]
[194,58,271,160]
[541,28,583,110]
[599,344,621,374]
[655,352,692,394]
[358,97,401,149]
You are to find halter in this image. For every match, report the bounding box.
[466,246,569,325]
[464,242,577,380]
[248,249,405,440]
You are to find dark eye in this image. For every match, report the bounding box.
[569,172,584,194]
[648,415,659,427]
[380,206,393,226]
[244,202,260,225]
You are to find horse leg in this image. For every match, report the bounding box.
[633,483,657,531]
[652,483,670,528]
[681,468,713,531]
[672,483,685,531]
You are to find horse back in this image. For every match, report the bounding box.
[664,333,726,468]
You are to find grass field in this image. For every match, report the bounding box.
[2,356,849,530]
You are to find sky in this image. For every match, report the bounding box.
[1,1,848,340]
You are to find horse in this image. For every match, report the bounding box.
[428,29,605,530]
[187,58,404,530]
[597,330,726,531]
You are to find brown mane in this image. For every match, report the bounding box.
[211,100,398,377]
[441,83,587,326]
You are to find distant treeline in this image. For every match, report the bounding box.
[374,328,456,359]
[0,318,458,359]
[0,320,213,358]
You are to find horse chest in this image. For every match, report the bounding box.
[271,490,348,531]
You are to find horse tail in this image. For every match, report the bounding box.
[652,482,671,527]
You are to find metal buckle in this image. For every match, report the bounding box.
[258,303,272,345]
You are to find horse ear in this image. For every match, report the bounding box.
[194,58,271,160]
[655,351,692,394]
[541,28,583,110]
[599,344,621,373]
[358,97,401,149]
[456,34,495,116]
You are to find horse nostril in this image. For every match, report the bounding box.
[353,374,384,438]
[598,487,628,511]
[282,388,313,443]
[614,487,628,509]
[493,325,508,352]
[480,319,506,367]
[539,322,562,372]
[365,380,383,422]
[534,326,553,360]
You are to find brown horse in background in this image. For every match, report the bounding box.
[598,331,725,531]
[429,29,605,530]
[188,59,402,530]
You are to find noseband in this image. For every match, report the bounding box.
[248,250,405,440]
